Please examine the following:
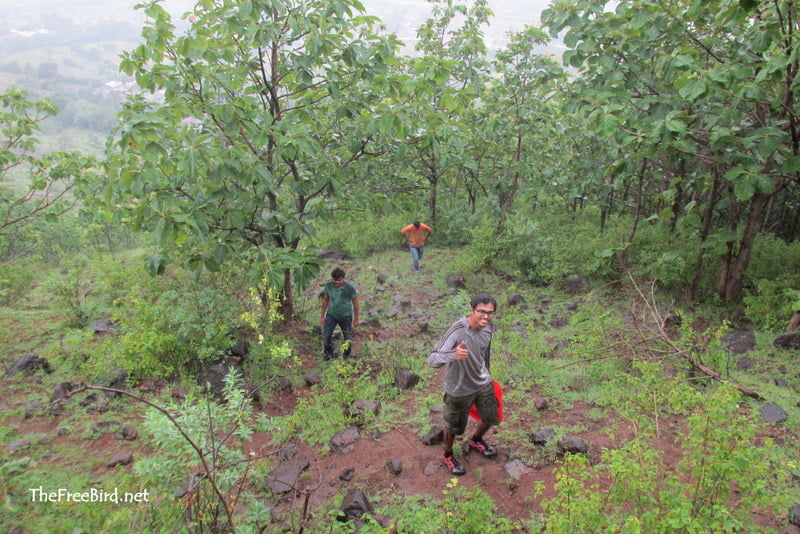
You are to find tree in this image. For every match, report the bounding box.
[104,0,407,317]
[542,0,800,301]
[0,88,98,263]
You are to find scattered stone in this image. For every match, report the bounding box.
[317,249,351,261]
[24,401,45,419]
[375,286,386,293]
[421,425,444,446]
[305,372,322,387]
[265,456,310,494]
[277,378,294,392]
[92,421,122,435]
[558,436,589,454]
[94,367,128,396]
[418,321,429,333]
[6,353,53,377]
[339,468,355,481]
[775,378,789,388]
[376,273,388,284]
[775,333,800,350]
[197,359,243,400]
[534,398,549,411]
[51,382,79,403]
[8,440,31,453]
[445,275,467,289]
[563,272,589,294]
[549,317,569,329]
[760,402,788,424]
[229,338,250,360]
[107,452,133,467]
[79,393,97,407]
[789,504,800,527]
[424,461,440,475]
[408,309,425,319]
[90,318,118,335]
[279,442,297,461]
[171,387,187,401]
[338,489,374,527]
[350,399,380,418]
[528,428,555,446]
[330,427,360,452]
[778,525,800,534]
[394,370,421,390]
[507,293,525,307]
[722,330,756,354]
[117,425,138,441]
[385,460,403,476]
[504,459,531,480]
[566,299,579,311]
[736,357,757,371]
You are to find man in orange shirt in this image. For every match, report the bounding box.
[400,221,432,272]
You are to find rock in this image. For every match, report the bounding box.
[94,367,128,396]
[197,358,243,401]
[92,421,122,435]
[51,382,79,403]
[266,456,310,494]
[790,504,800,527]
[385,460,403,476]
[760,402,788,423]
[90,318,118,334]
[421,425,444,445]
[549,317,569,329]
[504,459,531,480]
[722,330,756,354]
[317,249,351,261]
[277,378,294,392]
[350,399,380,418]
[558,436,589,454]
[24,401,45,419]
[418,321,429,333]
[330,427,360,452]
[305,371,322,386]
[338,489,374,526]
[563,272,589,294]
[566,299,579,311]
[6,353,53,377]
[507,293,526,307]
[279,442,297,461]
[8,440,31,453]
[528,428,555,446]
[229,338,250,359]
[736,357,757,371]
[107,452,133,467]
[424,461,440,475]
[117,425,138,441]
[778,525,800,534]
[445,275,467,289]
[376,273,388,284]
[339,468,355,481]
[775,333,800,350]
[394,370,421,390]
[534,398,549,411]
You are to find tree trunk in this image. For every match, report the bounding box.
[717,192,770,301]
[688,170,721,301]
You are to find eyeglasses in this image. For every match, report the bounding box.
[474,309,495,317]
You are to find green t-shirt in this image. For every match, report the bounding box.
[323,280,357,318]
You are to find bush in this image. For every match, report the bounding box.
[744,277,799,331]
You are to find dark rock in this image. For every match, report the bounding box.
[305,372,322,386]
[338,489,374,526]
[90,317,118,334]
[558,436,589,454]
[778,525,800,534]
[266,456,310,494]
[8,439,31,453]
[549,317,569,329]
[107,452,133,467]
[24,401,45,419]
[6,353,53,377]
[339,467,355,481]
[92,421,122,435]
[279,442,297,461]
[722,330,756,354]
[504,459,531,480]
[51,382,79,404]
[418,321,429,333]
[534,398,549,411]
[424,461,440,475]
[277,378,294,392]
[775,378,789,388]
[117,425,138,441]
[385,460,403,476]
[171,387,187,400]
[376,273,388,284]
[760,402,788,423]
[528,428,555,446]
[229,338,250,359]
[79,393,97,407]
[330,427,360,452]
[566,300,579,311]
[563,272,589,294]
[736,357,757,371]
[445,275,467,289]
[351,399,380,418]
[775,333,800,350]
[507,293,526,307]
[94,367,128,395]
[197,358,243,401]
[422,425,444,445]
[394,370,421,390]
[375,286,386,293]
[790,504,800,527]
[317,249,351,261]
[408,309,425,319]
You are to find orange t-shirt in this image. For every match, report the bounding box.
[400,223,432,247]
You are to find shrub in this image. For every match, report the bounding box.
[744,277,799,331]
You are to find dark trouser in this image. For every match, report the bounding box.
[323,315,353,358]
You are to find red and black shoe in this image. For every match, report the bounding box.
[442,452,466,475]
[466,438,497,457]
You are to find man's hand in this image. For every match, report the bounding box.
[455,341,469,360]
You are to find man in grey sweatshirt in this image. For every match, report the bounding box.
[428,293,499,475]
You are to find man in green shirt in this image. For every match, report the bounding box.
[320,267,360,360]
